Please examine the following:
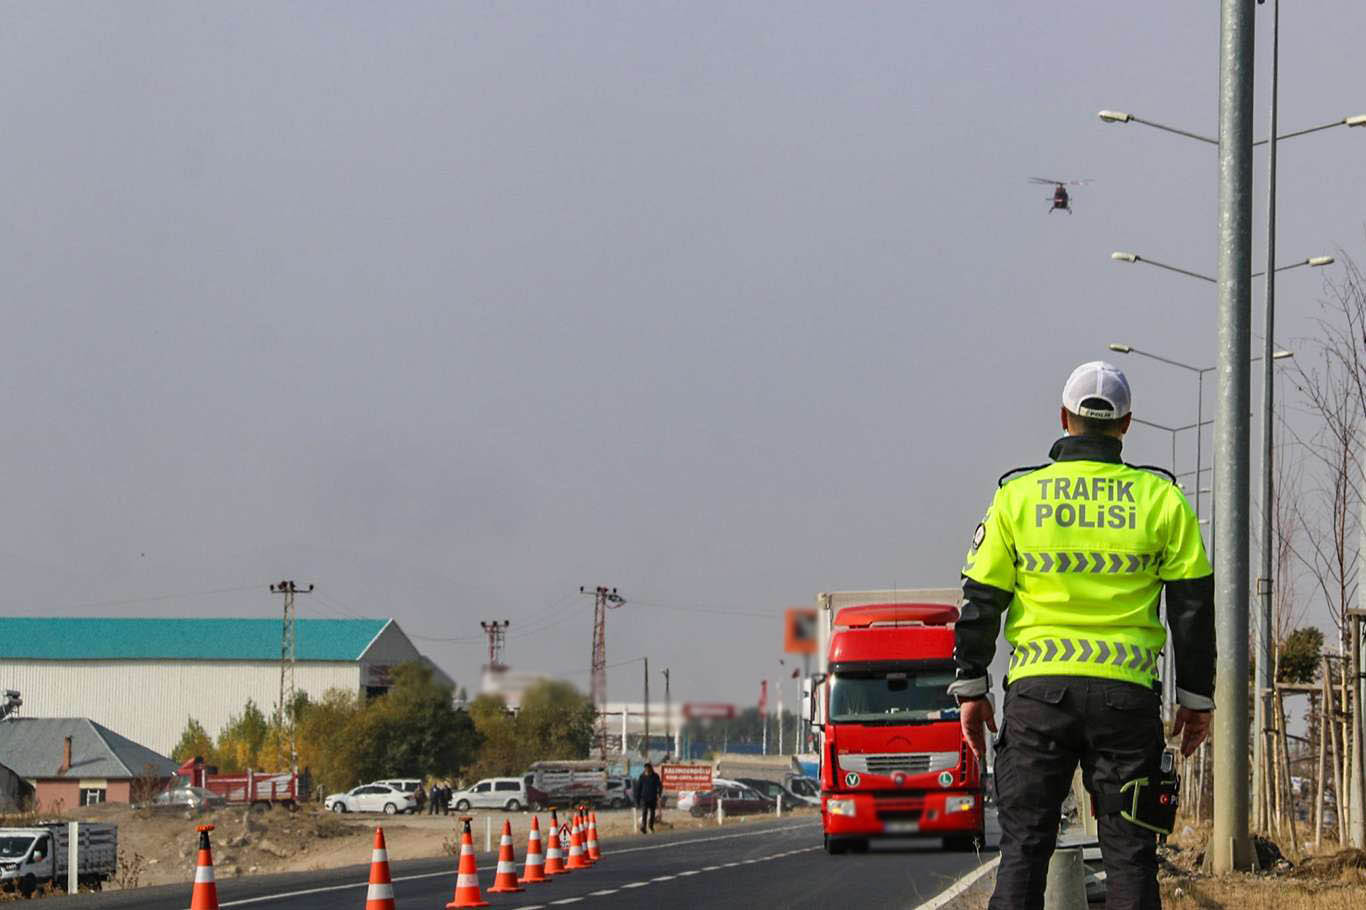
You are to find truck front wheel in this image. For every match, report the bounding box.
[18,874,36,898]
[944,831,983,852]
[823,835,847,855]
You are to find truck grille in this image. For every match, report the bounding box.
[838,752,958,775]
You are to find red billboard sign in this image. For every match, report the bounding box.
[682,702,735,720]
[660,764,713,792]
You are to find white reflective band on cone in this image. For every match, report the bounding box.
[497,861,516,873]
[526,852,544,863]
[371,849,388,863]
[456,874,480,888]
[195,866,216,883]
[366,883,394,899]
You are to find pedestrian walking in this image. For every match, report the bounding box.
[413,782,427,816]
[428,782,440,815]
[951,361,1214,910]
[632,763,662,833]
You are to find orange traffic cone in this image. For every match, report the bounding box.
[487,819,524,893]
[565,812,589,870]
[189,825,219,910]
[586,810,602,861]
[366,827,396,910]
[544,809,569,876]
[576,808,596,865]
[445,817,489,909]
[519,816,548,885]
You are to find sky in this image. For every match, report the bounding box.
[2,2,1363,710]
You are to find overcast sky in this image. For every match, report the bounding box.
[2,2,1363,708]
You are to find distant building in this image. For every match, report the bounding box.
[0,617,456,755]
[0,717,177,811]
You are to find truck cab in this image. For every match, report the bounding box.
[0,829,53,896]
[812,603,985,854]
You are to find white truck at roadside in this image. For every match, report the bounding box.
[0,822,117,897]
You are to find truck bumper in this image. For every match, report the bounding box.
[822,790,982,838]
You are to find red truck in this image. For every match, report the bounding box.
[811,600,985,854]
[176,757,308,810]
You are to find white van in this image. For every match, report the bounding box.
[449,777,528,812]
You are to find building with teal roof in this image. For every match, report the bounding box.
[0,617,454,756]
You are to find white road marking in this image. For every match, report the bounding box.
[623,881,651,888]
[589,888,620,895]
[551,899,584,906]
[701,865,722,871]
[909,855,1002,910]
[651,875,676,881]
[677,870,700,876]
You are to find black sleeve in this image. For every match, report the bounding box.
[953,576,1013,684]
[1164,574,1216,702]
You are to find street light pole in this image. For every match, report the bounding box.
[1254,0,1281,837]
[1211,0,1255,872]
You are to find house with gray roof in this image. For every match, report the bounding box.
[0,617,455,755]
[0,717,177,811]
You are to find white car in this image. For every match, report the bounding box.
[449,778,528,812]
[325,783,417,815]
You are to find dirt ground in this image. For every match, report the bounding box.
[54,802,817,891]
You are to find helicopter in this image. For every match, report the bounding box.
[1028,177,1093,214]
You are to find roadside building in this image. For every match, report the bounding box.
[0,717,177,811]
[0,759,31,811]
[0,617,455,756]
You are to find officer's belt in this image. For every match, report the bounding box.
[1008,637,1161,677]
[1016,550,1160,574]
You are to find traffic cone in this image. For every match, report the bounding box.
[190,825,219,910]
[365,827,396,910]
[519,816,548,885]
[586,810,602,862]
[486,819,524,893]
[565,811,589,870]
[445,817,489,909]
[576,808,596,865]
[544,809,569,876]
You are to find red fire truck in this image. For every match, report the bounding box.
[810,596,985,854]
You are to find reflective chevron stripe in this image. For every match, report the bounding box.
[1017,551,1159,574]
[1008,638,1160,677]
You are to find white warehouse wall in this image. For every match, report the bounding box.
[0,660,361,757]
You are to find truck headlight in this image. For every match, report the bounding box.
[945,796,976,813]
[826,798,856,817]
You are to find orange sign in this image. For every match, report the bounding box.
[784,607,819,654]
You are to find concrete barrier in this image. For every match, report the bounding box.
[1043,847,1087,910]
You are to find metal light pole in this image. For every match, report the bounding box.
[1254,0,1280,836]
[1211,0,1255,872]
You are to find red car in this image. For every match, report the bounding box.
[687,784,775,817]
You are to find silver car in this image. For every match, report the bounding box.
[449,778,528,812]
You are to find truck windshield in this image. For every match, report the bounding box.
[0,837,34,859]
[829,667,956,723]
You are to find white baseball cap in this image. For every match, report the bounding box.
[1062,361,1132,419]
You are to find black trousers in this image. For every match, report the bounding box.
[639,802,657,831]
[989,675,1164,910]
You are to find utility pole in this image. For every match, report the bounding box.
[480,620,510,670]
[580,586,625,758]
[661,668,671,759]
[642,657,650,759]
[1252,0,1281,836]
[1210,0,1256,873]
[271,580,313,774]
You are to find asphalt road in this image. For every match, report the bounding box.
[40,816,998,910]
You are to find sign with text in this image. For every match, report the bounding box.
[784,607,819,654]
[682,702,735,720]
[660,763,713,792]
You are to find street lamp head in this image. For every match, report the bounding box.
[1307,256,1335,267]
[1345,114,1366,127]
[1098,110,1132,123]
[1272,350,1294,360]
[1111,251,1139,263]
[1107,343,1133,354]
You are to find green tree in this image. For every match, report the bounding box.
[357,662,480,781]
[517,680,596,759]
[466,694,522,778]
[215,699,270,771]
[1276,626,1324,684]
[171,718,216,765]
[296,688,367,794]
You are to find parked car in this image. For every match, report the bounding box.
[372,779,424,813]
[325,784,416,815]
[151,785,227,810]
[675,777,741,814]
[449,778,528,812]
[687,785,774,818]
[734,777,819,807]
[602,776,634,809]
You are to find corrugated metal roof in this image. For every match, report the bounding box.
[0,717,178,779]
[0,617,390,661]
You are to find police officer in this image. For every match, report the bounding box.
[950,361,1214,910]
